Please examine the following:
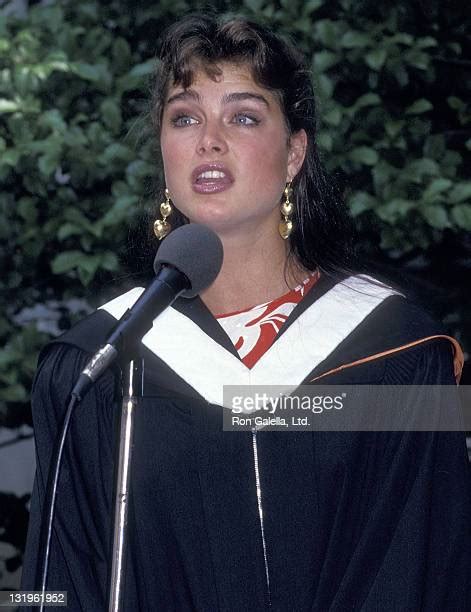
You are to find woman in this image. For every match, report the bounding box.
[22,15,470,611]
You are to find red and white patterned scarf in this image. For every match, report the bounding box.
[216,271,319,369]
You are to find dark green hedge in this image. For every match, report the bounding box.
[0,0,470,580]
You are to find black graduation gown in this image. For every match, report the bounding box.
[21,275,471,611]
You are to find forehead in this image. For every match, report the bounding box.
[165,62,280,105]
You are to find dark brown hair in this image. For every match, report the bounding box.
[150,14,355,276]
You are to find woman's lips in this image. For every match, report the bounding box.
[191,164,234,194]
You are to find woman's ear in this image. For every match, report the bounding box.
[286,129,308,181]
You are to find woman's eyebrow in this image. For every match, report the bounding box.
[165,90,200,106]
[221,92,270,107]
[165,90,270,107]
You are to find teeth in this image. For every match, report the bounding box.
[198,170,226,179]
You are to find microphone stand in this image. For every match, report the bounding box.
[107,357,144,612]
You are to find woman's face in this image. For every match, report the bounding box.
[160,62,307,238]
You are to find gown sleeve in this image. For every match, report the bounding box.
[20,344,118,611]
[324,340,471,611]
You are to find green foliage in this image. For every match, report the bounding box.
[0,1,159,432]
[0,0,470,577]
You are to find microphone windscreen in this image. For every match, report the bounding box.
[154,224,223,298]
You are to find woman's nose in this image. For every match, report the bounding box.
[196,123,228,155]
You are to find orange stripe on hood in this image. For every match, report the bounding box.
[309,335,464,384]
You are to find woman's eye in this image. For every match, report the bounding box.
[171,115,198,127]
[232,114,260,126]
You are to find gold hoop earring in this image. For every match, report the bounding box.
[153,188,173,240]
[278,182,294,240]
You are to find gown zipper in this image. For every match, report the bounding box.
[251,428,271,608]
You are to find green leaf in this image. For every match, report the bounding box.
[17,198,38,224]
[323,107,342,126]
[392,63,409,87]
[57,223,82,241]
[101,252,119,271]
[38,147,61,177]
[356,93,382,108]
[407,158,440,178]
[111,180,132,198]
[441,150,462,172]
[117,60,156,94]
[1,148,21,167]
[421,205,449,229]
[0,99,19,113]
[112,38,132,73]
[349,147,379,166]
[422,178,452,202]
[0,383,27,402]
[32,4,64,33]
[100,99,122,133]
[448,42,461,54]
[128,59,156,78]
[404,50,429,70]
[292,18,312,34]
[0,38,10,53]
[51,250,85,274]
[348,191,377,216]
[38,156,57,177]
[44,59,70,75]
[314,20,340,49]
[372,161,394,191]
[101,143,133,164]
[244,0,264,11]
[341,31,370,49]
[316,131,333,151]
[77,254,101,282]
[388,198,416,216]
[315,74,334,101]
[365,49,387,70]
[39,109,67,133]
[126,160,154,179]
[64,208,102,236]
[416,36,437,49]
[451,205,471,230]
[99,194,138,227]
[405,99,433,114]
[423,135,446,159]
[447,96,466,111]
[389,33,413,46]
[70,62,101,82]
[77,3,98,20]
[448,183,471,204]
[379,225,413,251]
[70,62,109,87]
[303,0,323,14]
[349,93,381,113]
[377,199,415,222]
[385,120,405,139]
[313,51,339,72]
[64,126,88,148]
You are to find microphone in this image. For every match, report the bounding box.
[71,224,223,400]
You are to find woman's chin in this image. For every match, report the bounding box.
[185,208,239,234]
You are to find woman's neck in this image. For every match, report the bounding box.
[200,230,309,316]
